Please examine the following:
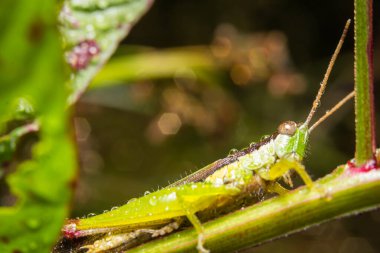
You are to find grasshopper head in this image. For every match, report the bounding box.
[275,121,309,160]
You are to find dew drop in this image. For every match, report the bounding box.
[111,206,119,211]
[166,192,177,201]
[103,209,109,214]
[228,148,239,156]
[249,142,256,148]
[215,178,224,185]
[149,196,157,206]
[144,191,151,196]
[260,135,270,141]
[87,213,96,218]
[128,198,137,203]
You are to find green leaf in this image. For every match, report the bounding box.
[0,1,76,252]
[59,0,154,104]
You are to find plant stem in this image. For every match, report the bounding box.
[354,0,376,164]
[125,162,380,253]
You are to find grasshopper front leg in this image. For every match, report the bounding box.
[183,209,208,253]
[266,181,290,195]
[177,195,209,253]
[258,155,313,188]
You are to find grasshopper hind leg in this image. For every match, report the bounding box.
[81,220,182,253]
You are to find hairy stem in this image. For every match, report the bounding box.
[354,0,376,164]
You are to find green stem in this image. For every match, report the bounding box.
[125,164,380,253]
[354,0,375,164]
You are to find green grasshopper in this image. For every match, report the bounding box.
[61,20,353,253]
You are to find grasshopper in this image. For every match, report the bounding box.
[61,20,353,253]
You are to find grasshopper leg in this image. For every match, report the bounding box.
[259,156,313,188]
[176,184,240,253]
[176,191,208,253]
[81,220,182,253]
[177,195,209,253]
[267,181,290,195]
[185,211,208,253]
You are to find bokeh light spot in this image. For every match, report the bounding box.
[230,64,252,86]
[157,113,182,135]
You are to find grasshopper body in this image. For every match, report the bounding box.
[62,124,311,253]
[60,21,352,253]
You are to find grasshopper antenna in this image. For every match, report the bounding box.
[309,91,355,132]
[304,19,351,126]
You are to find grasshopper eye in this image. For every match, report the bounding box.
[278,121,297,136]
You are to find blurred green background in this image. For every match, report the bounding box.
[69,0,380,252]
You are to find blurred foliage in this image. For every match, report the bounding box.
[0,0,154,252]
[92,25,306,93]
[0,0,75,252]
